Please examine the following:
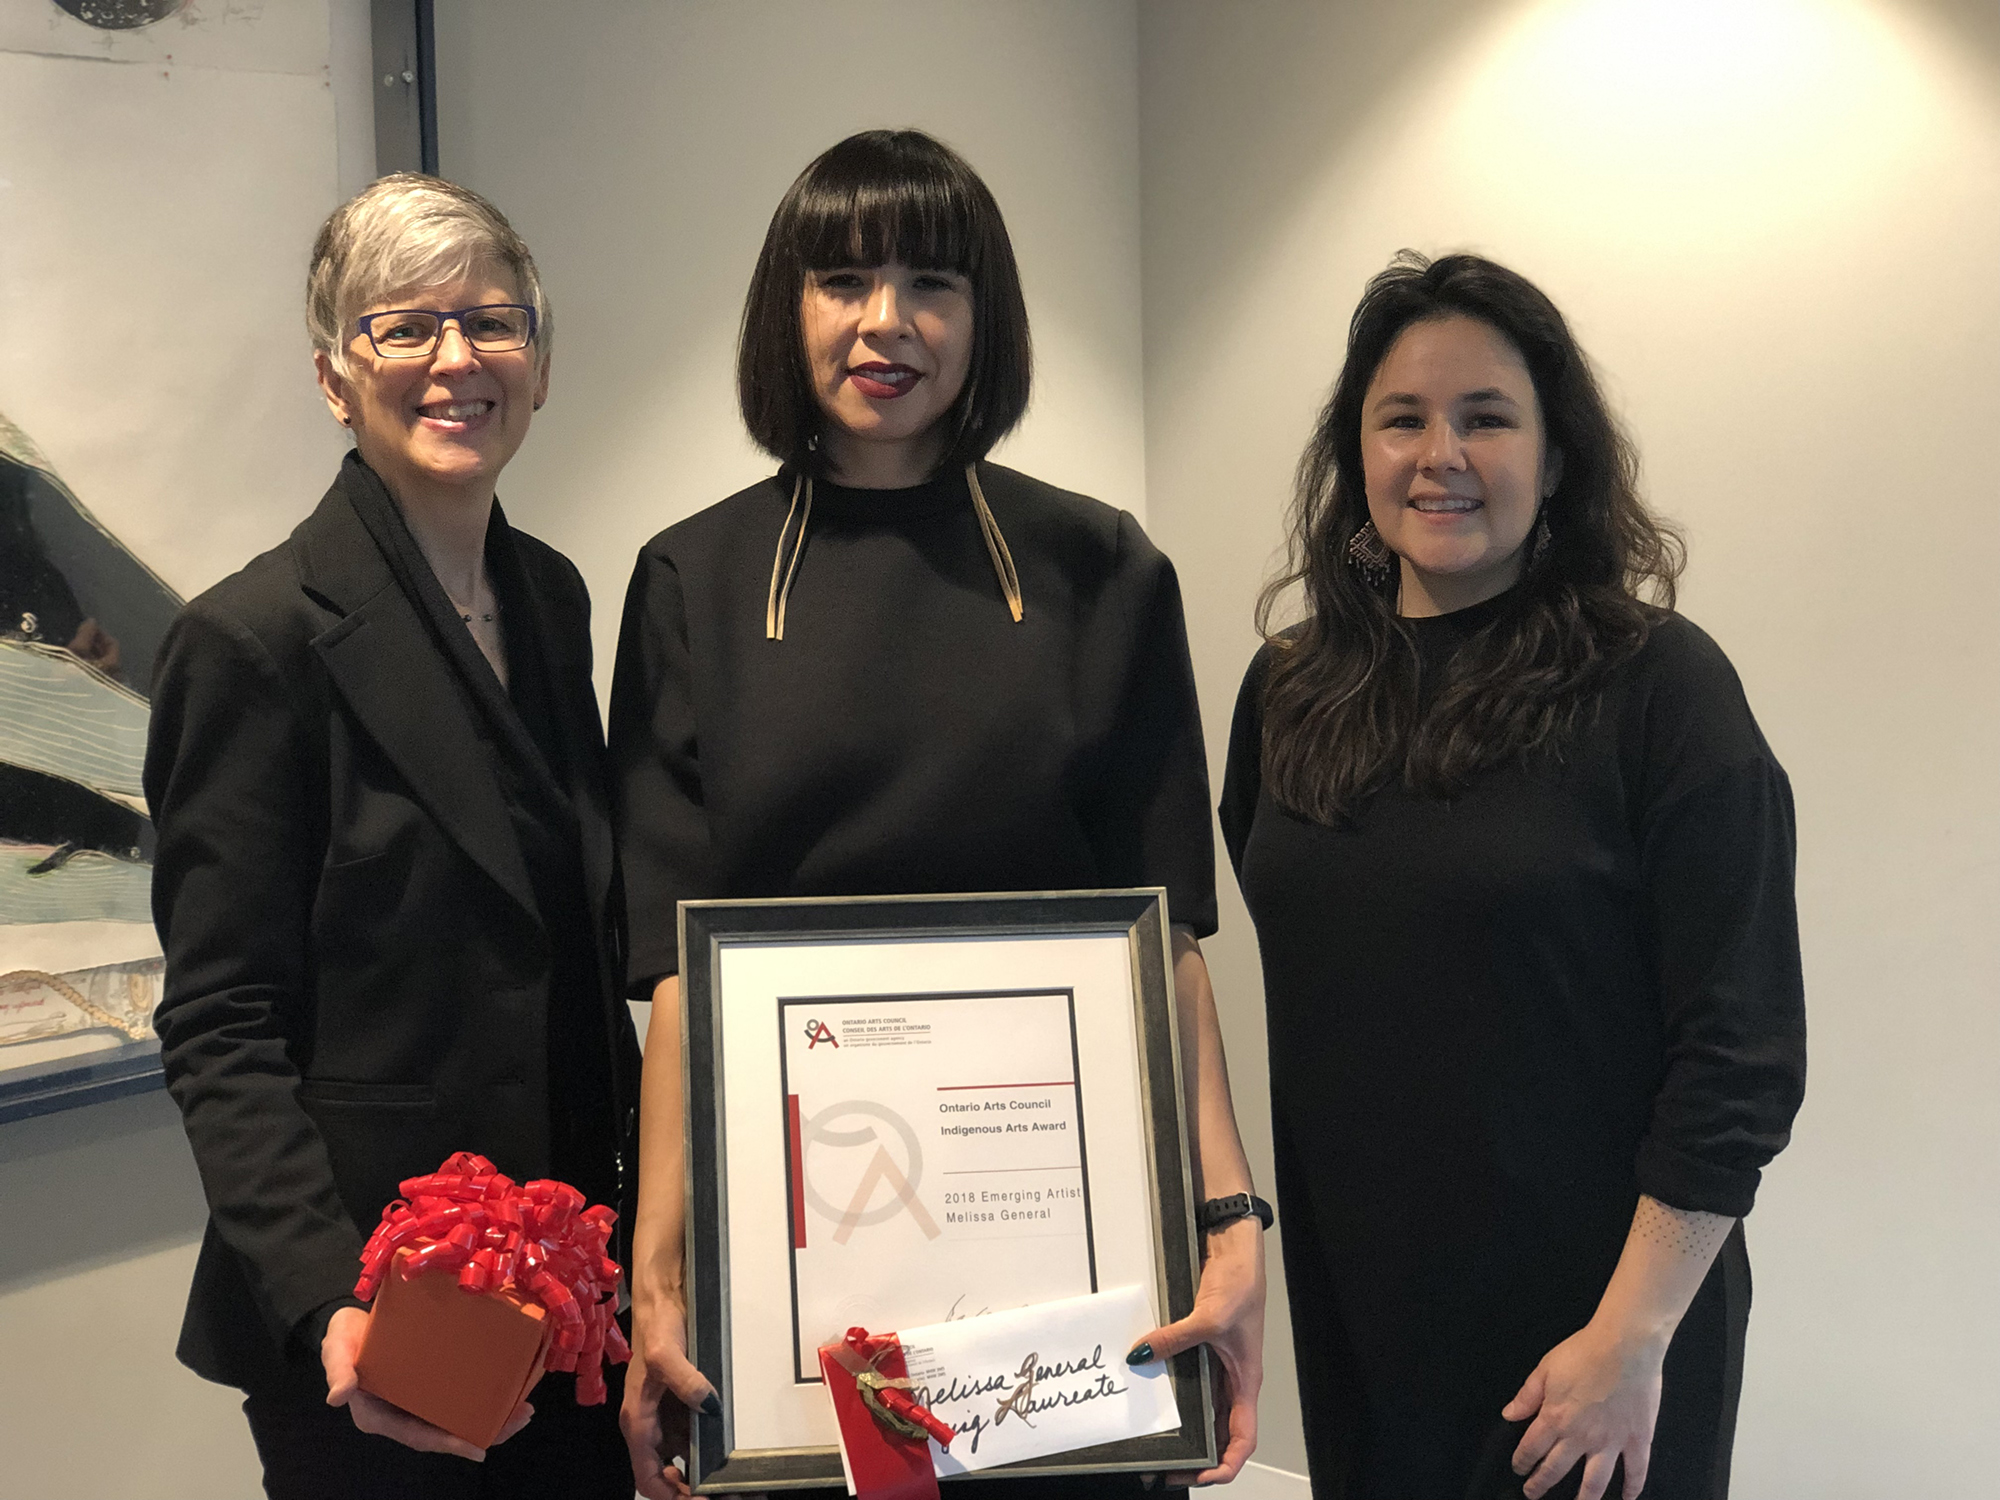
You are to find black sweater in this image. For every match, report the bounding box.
[1220,594,1806,1492]
[1224,600,1805,1223]
[609,461,1218,987]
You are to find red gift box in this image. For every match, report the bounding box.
[357,1245,548,1448]
[350,1152,630,1449]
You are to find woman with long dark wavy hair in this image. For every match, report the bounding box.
[1219,253,1806,1500]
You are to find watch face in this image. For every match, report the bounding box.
[55,0,185,30]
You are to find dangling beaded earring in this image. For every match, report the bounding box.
[1529,511,1553,569]
[1347,520,1393,588]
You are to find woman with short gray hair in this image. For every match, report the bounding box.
[306,173,553,383]
[146,172,640,1497]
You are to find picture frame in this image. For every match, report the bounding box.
[679,889,1216,1491]
[0,1030,163,1126]
[0,0,343,1124]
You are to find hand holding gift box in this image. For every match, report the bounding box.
[341,1152,631,1453]
[321,1301,536,1462]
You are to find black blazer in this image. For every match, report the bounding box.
[145,459,640,1390]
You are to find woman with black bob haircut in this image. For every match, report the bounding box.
[736,128,1031,482]
[1221,253,1806,1500]
[613,129,1266,1500]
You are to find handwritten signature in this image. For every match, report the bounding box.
[919,1345,1127,1455]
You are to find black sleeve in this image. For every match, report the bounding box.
[144,601,365,1345]
[1629,624,1808,1218]
[301,1295,368,1357]
[1084,513,1218,937]
[561,551,595,675]
[1218,646,1271,878]
[607,545,708,987]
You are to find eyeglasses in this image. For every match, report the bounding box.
[354,303,538,359]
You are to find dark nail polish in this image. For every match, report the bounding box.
[700,1392,723,1419]
[1125,1342,1155,1366]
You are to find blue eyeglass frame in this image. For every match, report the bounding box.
[354,302,539,359]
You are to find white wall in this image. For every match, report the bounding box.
[0,1090,262,1499]
[1139,0,2000,1493]
[431,0,1148,693]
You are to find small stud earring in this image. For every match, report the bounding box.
[1347,520,1393,588]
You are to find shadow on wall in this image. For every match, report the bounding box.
[0,1088,207,1291]
[1911,0,2000,84]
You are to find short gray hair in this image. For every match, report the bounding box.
[307,173,551,374]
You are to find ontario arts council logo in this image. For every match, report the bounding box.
[804,1018,838,1049]
[799,1100,941,1244]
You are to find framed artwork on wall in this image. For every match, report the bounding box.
[0,415,179,1123]
[0,0,375,1120]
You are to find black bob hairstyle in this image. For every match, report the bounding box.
[737,129,1033,479]
[1256,251,1685,822]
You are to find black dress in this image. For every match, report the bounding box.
[610,460,1218,978]
[609,461,1217,1497]
[1219,594,1806,1500]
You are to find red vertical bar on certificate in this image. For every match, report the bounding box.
[787,1092,807,1249]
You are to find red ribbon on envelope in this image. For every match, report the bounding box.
[354,1151,630,1404]
[820,1326,954,1500]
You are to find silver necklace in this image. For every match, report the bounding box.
[446,590,500,625]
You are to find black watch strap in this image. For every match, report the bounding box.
[1196,1192,1274,1232]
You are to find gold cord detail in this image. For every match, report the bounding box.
[966,463,1025,623]
[764,462,1024,641]
[764,472,813,640]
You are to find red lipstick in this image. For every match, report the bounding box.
[847,362,920,400]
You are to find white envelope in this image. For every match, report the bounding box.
[886,1284,1181,1477]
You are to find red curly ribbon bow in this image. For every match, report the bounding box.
[354,1151,630,1405]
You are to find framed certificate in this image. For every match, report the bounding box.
[679,890,1215,1491]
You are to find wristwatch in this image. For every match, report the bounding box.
[1196,1192,1274,1232]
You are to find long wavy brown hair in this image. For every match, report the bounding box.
[1256,252,1684,821]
